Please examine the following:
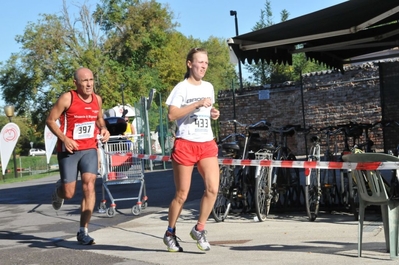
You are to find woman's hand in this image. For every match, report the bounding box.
[211,107,220,120]
[196,98,212,108]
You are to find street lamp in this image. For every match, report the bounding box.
[4,105,18,178]
[230,10,243,92]
[230,10,243,135]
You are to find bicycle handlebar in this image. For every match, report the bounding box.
[318,125,345,135]
[268,124,302,134]
[221,119,271,130]
[247,120,271,130]
[219,133,245,143]
[374,120,399,128]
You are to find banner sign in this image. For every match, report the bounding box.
[0,122,20,175]
[44,121,59,164]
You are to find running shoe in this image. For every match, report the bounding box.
[77,231,95,245]
[51,180,64,210]
[163,231,183,252]
[189,226,211,251]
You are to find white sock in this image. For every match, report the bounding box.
[79,227,88,234]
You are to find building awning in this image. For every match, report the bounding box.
[229,0,399,71]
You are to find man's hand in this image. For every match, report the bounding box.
[64,137,79,153]
[100,128,110,142]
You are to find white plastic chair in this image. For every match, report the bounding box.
[342,153,399,259]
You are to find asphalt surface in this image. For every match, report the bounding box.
[0,165,397,264]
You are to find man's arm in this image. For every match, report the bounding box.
[46,92,70,142]
[46,92,81,153]
[95,95,110,142]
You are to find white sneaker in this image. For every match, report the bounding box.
[51,180,64,210]
[77,231,95,245]
[163,231,183,252]
[189,226,210,251]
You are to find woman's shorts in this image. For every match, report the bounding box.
[171,138,218,166]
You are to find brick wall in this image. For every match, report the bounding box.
[217,62,389,157]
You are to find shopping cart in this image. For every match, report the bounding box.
[98,117,147,217]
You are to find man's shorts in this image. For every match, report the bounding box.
[58,149,98,183]
[171,138,218,166]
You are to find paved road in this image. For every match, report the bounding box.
[0,166,395,264]
[0,167,204,265]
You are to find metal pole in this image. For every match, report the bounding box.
[13,149,17,178]
[146,100,153,171]
[300,71,308,158]
[7,117,18,178]
[19,156,22,178]
[232,80,237,135]
[159,93,166,169]
[231,11,244,93]
[142,97,153,171]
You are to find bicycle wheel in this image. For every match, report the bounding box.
[286,153,302,207]
[339,169,350,205]
[242,165,257,213]
[255,165,273,221]
[305,158,321,221]
[276,153,301,208]
[320,167,339,211]
[211,165,233,222]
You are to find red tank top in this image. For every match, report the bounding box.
[57,90,100,152]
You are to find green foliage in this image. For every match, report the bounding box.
[244,0,285,85]
[94,0,177,105]
[202,37,236,94]
[0,0,237,147]
[244,0,328,86]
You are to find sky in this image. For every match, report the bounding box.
[0,0,347,66]
[0,0,347,108]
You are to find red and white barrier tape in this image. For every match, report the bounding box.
[107,152,399,170]
[218,159,399,171]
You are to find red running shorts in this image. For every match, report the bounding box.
[171,138,218,166]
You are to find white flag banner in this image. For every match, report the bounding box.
[44,120,60,164]
[0,122,20,176]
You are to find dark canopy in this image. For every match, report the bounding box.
[229,0,399,71]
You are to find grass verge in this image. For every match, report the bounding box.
[0,170,59,185]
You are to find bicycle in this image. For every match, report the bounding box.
[319,125,345,211]
[304,127,322,221]
[264,124,302,210]
[212,119,270,222]
[212,131,245,222]
[336,121,374,220]
[304,125,347,221]
[253,148,274,221]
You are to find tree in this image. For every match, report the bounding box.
[0,1,108,126]
[0,0,236,153]
[244,0,289,85]
[201,37,237,94]
[93,0,177,106]
[94,0,235,106]
[245,0,327,86]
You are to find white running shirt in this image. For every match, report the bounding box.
[166,79,215,142]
